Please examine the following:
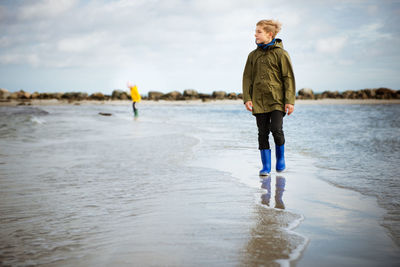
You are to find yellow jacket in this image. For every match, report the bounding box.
[130,85,141,102]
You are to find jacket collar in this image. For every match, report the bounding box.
[257,38,283,51]
[257,38,276,50]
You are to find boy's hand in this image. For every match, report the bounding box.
[245,101,253,112]
[285,104,294,115]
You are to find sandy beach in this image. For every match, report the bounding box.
[1,101,399,266]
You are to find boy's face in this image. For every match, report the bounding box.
[255,26,273,44]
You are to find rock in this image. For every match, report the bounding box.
[355,90,368,99]
[20,91,31,99]
[63,92,88,101]
[38,92,62,100]
[31,92,40,99]
[79,92,88,100]
[112,90,129,100]
[227,92,237,99]
[183,89,199,99]
[9,92,19,100]
[98,112,112,116]
[89,92,105,100]
[321,90,340,99]
[54,93,64,100]
[342,90,354,99]
[161,91,183,100]
[362,89,375,99]
[332,91,341,98]
[120,93,129,100]
[375,87,393,94]
[38,93,51,99]
[212,91,227,99]
[77,92,88,100]
[375,88,395,99]
[7,90,31,100]
[298,88,314,99]
[0,88,11,100]
[148,91,163,100]
[111,89,123,99]
[199,93,212,100]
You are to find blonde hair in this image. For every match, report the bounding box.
[256,19,282,38]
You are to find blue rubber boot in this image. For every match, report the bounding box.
[259,149,271,176]
[275,145,286,172]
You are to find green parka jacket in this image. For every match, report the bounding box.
[242,39,295,115]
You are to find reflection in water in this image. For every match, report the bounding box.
[261,175,271,206]
[241,175,305,266]
[260,175,286,209]
[275,176,285,210]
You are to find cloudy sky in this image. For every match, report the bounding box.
[1,0,399,94]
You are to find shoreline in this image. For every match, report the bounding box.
[192,145,400,265]
[1,98,400,107]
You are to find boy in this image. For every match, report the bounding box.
[242,19,295,176]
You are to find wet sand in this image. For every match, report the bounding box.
[192,146,400,266]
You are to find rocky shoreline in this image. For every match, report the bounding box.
[297,87,400,100]
[0,87,399,104]
[0,89,242,102]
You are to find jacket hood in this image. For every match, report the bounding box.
[274,38,283,48]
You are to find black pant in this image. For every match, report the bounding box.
[256,111,285,150]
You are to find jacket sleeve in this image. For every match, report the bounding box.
[280,51,296,105]
[242,53,253,104]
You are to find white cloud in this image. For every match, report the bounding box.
[316,36,347,53]
[0,53,40,66]
[18,0,77,20]
[0,5,6,19]
[0,36,11,48]
[357,22,392,40]
[367,5,379,15]
[338,59,355,66]
[57,33,106,53]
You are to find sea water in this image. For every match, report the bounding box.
[286,103,400,245]
[0,103,399,266]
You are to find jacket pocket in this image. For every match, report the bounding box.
[270,83,283,103]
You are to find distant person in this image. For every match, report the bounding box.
[127,82,141,117]
[242,19,296,176]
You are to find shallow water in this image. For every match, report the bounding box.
[286,103,400,245]
[0,105,304,266]
[0,103,399,266]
